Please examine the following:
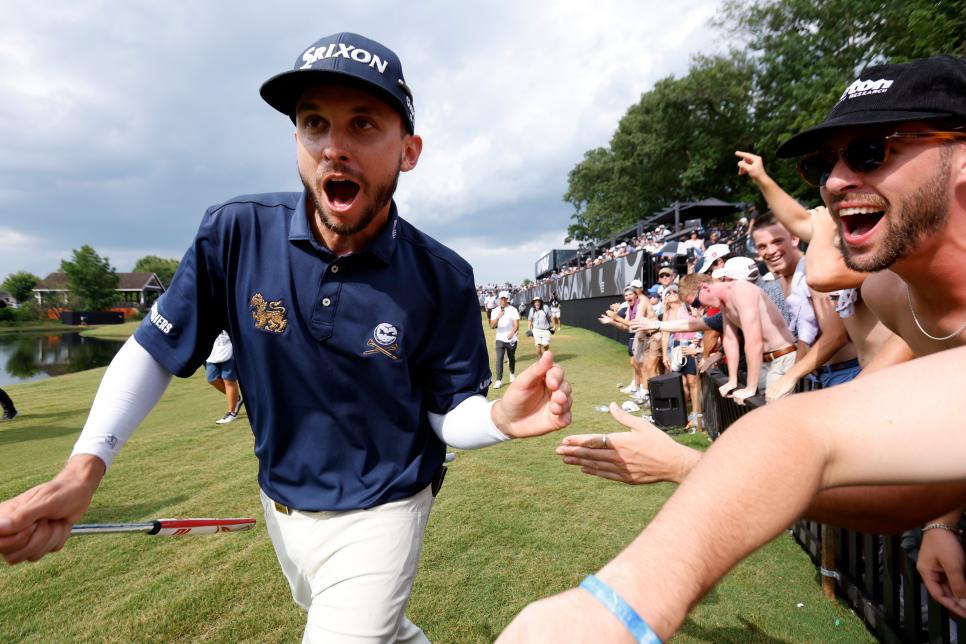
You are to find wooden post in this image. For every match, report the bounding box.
[821,524,837,598]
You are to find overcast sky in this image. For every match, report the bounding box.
[0,0,728,287]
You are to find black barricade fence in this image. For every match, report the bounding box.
[701,367,965,644]
[60,311,124,325]
[517,250,647,307]
[517,249,691,329]
[563,296,634,343]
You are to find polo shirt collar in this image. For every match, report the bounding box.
[289,190,399,265]
[288,191,313,242]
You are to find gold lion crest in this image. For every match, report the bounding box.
[250,293,288,334]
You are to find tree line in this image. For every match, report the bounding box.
[2,249,179,319]
[564,0,966,243]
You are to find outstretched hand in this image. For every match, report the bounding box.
[629,318,659,333]
[492,351,572,439]
[556,402,701,484]
[0,455,104,564]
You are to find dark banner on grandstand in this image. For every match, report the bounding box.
[516,250,646,305]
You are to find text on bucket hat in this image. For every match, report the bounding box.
[260,32,415,133]
[777,55,966,158]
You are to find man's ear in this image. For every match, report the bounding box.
[400,134,423,172]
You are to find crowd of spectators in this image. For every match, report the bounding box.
[529,216,755,286]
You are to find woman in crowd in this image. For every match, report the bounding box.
[549,293,561,334]
[660,285,702,429]
[528,296,553,357]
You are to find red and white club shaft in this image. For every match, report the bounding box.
[71,518,256,536]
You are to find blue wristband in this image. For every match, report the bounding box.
[579,575,662,644]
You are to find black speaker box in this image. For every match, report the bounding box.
[647,373,688,428]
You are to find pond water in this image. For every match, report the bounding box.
[0,332,125,387]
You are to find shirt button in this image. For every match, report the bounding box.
[321,298,331,306]
[330,265,339,274]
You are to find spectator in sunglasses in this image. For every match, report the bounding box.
[735,151,911,378]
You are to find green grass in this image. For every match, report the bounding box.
[79,321,141,340]
[0,318,872,643]
[0,321,87,335]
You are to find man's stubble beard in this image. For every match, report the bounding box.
[839,148,951,272]
[302,163,401,237]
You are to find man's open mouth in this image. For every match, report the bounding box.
[839,207,886,244]
[323,177,361,209]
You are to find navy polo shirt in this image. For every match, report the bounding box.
[134,192,491,511]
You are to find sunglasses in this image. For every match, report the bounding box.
[797,130,966,187]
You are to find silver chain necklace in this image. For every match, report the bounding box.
[906,285,966,341]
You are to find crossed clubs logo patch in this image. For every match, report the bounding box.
[363,323,400,360]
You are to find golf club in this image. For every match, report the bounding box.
[70,517,256,536]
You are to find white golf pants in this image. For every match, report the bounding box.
[260,485,435,643]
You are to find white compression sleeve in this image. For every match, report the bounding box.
[70,336,173,470]
[427,395,510,450]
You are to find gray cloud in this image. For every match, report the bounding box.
[0,0,723,285]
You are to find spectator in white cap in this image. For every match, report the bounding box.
[489,290,520,389]
[697,243,732,275]
[722,256,760,282]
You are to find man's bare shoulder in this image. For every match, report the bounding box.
[730,280,765,301]
[730,280,758,294]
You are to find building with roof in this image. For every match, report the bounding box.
[32,272,165,309]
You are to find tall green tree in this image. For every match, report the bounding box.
[2,271,40,304]
[565,54,757,242]
[132,255,180,289]
[565,0,966,242]
[60,246,119,310]
[716,0,966,200]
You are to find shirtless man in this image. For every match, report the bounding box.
[696,279,795,405]
[749,214,860,399]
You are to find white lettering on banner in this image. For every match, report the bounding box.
[149,303,173,335]
[838,78,894,102]
[301,44,389,74]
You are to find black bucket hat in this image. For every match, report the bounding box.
[777,55,966,158]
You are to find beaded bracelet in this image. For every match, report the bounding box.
[922,523,963,536]
[579,575,662,644]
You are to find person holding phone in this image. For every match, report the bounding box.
[489,290,520,389]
